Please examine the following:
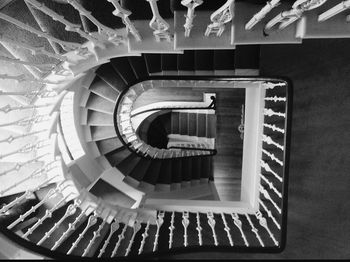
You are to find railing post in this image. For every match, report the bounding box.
[181,0,203,37]
[146,0,172,42]
[205,0,234,37]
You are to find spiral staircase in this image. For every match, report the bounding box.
[4,0,350,259]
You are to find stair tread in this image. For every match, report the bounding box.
[214,50,235,70]
[234,45,260,69]
[90,126,117,141]
[105,147,132,167]
[111,57,138,85]
[85,93,115,115]
[96,63,127,93]
[128,158,153,182]
[177,50,195,72]
[144,54,162,74]
[86,110,114,126]
[96,137,124,155]
[161,54,178,72]
[128,55,149,79]
[89,76,119,102]
[156,159,172,185]
[142,159,162,185]
[195,50,214,72]
[116,153,142,177]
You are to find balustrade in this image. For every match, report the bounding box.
[255,211,279,246]
[138,220,150,254]
[207,212,218,246]
[146,0,172,42]
[221,213,233,246]
[111,223,128,257]
[153,210,164,251]
[245,214,264,247]
[98,219,120,258]
[262,134,284,151]
[205,0,234,37]
[259,185,282,214]
[125,220,142,256]
[260,160,283,182]
[231,213,249,247]
[265,0,327,31]
[107,0,142,41]
[168,211,175,249]
[245,0,281,30]
[318,1,350,22]
[181,0,203,37]
[196,212,203,246]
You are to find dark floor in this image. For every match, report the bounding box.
[158,39,350,259]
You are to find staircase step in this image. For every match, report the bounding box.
[188,113,197,136]
[144,54,162,74]
[86,110,114,126]
[179,112,189,135]
[213,49,235,73]
[234,45,260,69]
[90,126,116,141]
[174,11,234,49]
[191,156,202,182]
[128,158,153,182]
[111,57,138,85]
[96,63,127,92]
[197,113,207,137]
[116,154,142,177]
[181,157,192,182]
[141,159,162,185]
[206,114,217,138]
[89,76,119,103]
[171,158,182,184]
[85,93,115,115]
[170,112,180,134]
[233,1,302,44]
[89,179,136,209]
[177,50,195,74]
[161,54,178,74]
[105,147,132,167]
[96,137,124,155]
[155,159,172,186]
[128,55,149,80]
[194,50,214,73]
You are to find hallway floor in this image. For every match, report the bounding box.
[159,39,350,259]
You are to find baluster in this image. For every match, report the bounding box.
[0,129,48,144]
[205,0,234,37]
[255,211,279,246]
[182,211,190,247]
[37,201,79,245]
[111,223,128,257]
[245,0,281,30]
[264,95,286,103]
[265,0,327,31]
[207,212,218,246]
[0,114,49,128]
[262,82,286,89]
[259,199,281,230]
[221,213,233,246]
[260,160,283,182]
[125,220,142,256]
[264,108,285,118]
[262,134,284,151]
[83,210,111,257]
[97,219,120,258]
[0,103,53,114]
[245,214,264,247]
[51,204,95,251]
[168,211,175,249]
[0,153,50,177]
[318,1,350,22]
[107,0,142,41]
[66,0,124,44]
[259,185,282,214]
[67,212,99,255]
[0,175,58,214]
[0,140,50,160]
[260,174,282,199]
[262,149,283,166]
[0,13,81,52]
[181,0,203,37]
[146,0,172,42]
[25,0,104,50]
[263,123,285,134]
[7,187,59,230]
[138,220,150,255]
[0,161,58,196]
[231,213,249,247]
[0,34,67,62]
[23,192,74,238]
[196,212,203,246]
[153,210,164,251]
